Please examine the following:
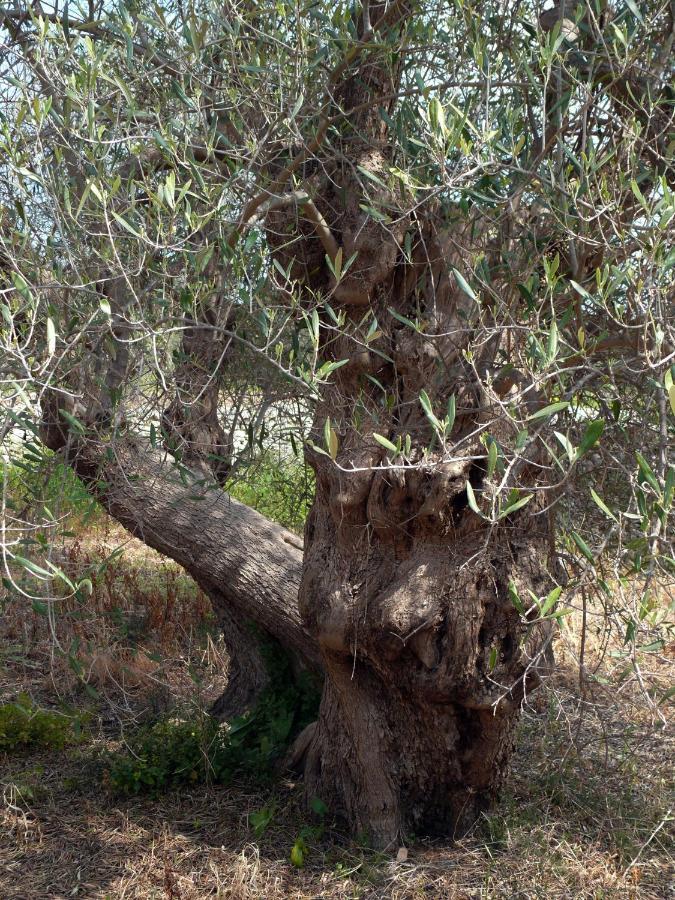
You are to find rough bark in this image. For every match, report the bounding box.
[300,476,553,845]
[303,662,520,842]
[208,597,271,719]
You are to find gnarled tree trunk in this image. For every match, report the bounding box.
[267,3,555,846]
[300,447,552,845]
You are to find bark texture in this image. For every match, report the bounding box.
[300,472,552,845]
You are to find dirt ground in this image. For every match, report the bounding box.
[1,524,673,899]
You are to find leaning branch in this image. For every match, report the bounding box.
[40,424,322,673]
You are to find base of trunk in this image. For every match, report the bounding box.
[302,654,518,848]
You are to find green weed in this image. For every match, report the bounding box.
[1,453,102,528]
[103,636,321,796]
[0,694,87,753]
[249,803,276,838]
[103,714,226,795]
[228,454,313,533]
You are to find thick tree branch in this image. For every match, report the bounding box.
[40,415,320,674]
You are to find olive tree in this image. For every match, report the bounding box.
[1,0,673,845]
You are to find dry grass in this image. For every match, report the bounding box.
[0,522,228,724]
[1,522,673,899]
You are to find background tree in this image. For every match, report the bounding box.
[1,0,673,846]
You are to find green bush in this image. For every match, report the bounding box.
[102,704,293,797]
[0,694,86,753]
[229,454,313,533]
[103,637,321,795]
[103,715,226,794]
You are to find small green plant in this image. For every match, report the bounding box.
[290,795,329,866]
[1,454,102,529]
[228,454,313,534]
[103,715,227,795]
[103,636,322,795]
[0,694,86,753]
[249,803,275,838]
[290,834,308,868]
